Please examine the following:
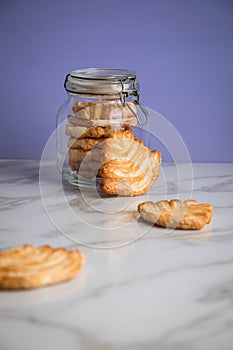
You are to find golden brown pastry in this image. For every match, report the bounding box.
[69,158,101,170]
[66,99,160,192]
[99,160,145,181]
[0,245,85,290]
[68,100,138,127]
[138,199,213,230]
[72,100,137,120]
[67,115,138,128]
[67,128,135,151]
[69,159,102,178]
[68,137,105,151]
[65,125,89,139]
[66,125,125,139]
[99,138,161,196]
[68,128,136,168]
[69,148,101,163]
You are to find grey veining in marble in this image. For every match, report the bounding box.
[0,160,233,350]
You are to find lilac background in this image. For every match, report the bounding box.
[0,0,233,162]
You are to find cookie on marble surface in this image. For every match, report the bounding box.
[0,245,85,290]
[138,199,213,230]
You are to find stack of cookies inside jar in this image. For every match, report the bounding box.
[62,69,161,196]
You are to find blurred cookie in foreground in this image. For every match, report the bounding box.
[138,199,213,230]
[0,245,85,290]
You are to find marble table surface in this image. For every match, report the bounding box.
[0,160,233,350]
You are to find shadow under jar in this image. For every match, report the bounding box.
[56,68,149,189]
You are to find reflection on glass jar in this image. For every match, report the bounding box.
[56,68,160,194]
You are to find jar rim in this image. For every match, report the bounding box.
[64,67,139,97]
[70,68,136,81]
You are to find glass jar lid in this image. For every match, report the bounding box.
[64,68,140,96]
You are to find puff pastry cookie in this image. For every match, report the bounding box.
[138,199,213,230]
[99,139,161,196]
[67,115,137,128]
[66,100,160,194]
[68,137,105,151]
[0,245,85,290]
[66,125,115,139]
[72,100,137,120]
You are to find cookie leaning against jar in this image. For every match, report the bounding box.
[67,118,162,195]
[66,126,137,177]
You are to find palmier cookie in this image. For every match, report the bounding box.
[138,199,213,230]
[0,245,85,289]
[66,125,116,139]
[68,137,105,151]
[72,100,137,121]
[67,115,138,128]
[69,158,101,172]
[69,148,103,164]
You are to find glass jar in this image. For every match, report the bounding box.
[56,68,149,188]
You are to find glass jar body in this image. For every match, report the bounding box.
[56,93,148,188]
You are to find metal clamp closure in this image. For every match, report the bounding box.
[118,77,148,126]
[65,73,149,126]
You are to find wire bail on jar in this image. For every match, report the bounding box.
[118,77,149,126]
[64,68,149,126]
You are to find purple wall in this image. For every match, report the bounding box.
[0,0,233,162]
